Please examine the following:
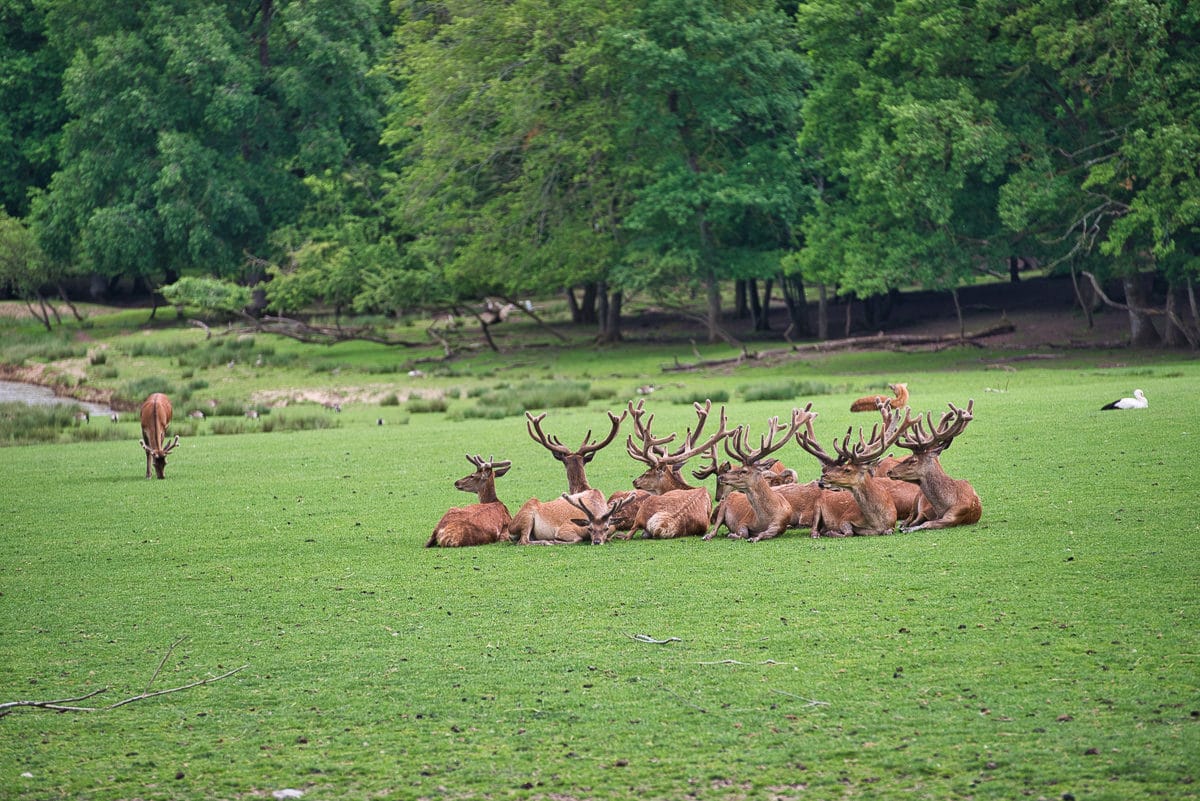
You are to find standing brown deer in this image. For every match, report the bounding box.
[886,400,982,531]
[620,400,731,538]
[509,410,625,544]
[795,403,913,536]
[704,407,811,542]
[427,455,513,547]
[140,393,179,479]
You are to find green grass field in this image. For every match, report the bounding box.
[1,309,1198,800]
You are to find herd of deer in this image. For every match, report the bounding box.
[134,385,981,545]
[427,392,982,547]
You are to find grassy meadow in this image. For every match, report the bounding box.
[1,304,1198,800]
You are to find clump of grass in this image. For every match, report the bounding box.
[667,389,730,405]
[458,380,598,419]
[89,351,107,365]
[407,395,449,414]
[90,365,120,380]
[127,340,195,359]
[212,400,247,417]
[210,419,252,436]
[380,393,401,406]
[260,414,339,432]
[119,377,178,405]
[738,379,834,402]
[0,403,88,445]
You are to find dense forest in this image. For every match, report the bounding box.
[2,0,1198,346]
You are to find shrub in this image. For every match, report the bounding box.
[667,389,730,405]
[260,414,339,433]
[120,377,177,405]
[407,395,449,414]
[380,393,401,406]
[738,379,834,402]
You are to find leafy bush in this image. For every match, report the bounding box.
[667,389,730,405]
[407,395,449,414]
[160,276,251,316]
[738,379,834,402]
[120,377,178,404]
[260,414,339,433]
[380,393,401,406]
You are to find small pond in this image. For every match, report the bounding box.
[0,379,116,417]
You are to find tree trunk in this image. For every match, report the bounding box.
[734,280,749,319]
[779,274,811,339]
[1123,274,1161,346]
[565,287,581,323]
[1069,263,1095,329]
[705,276,722,344]
[600,289,623,343]
[595,281,608,332]
[757,279,774,332]
[817,283,829,340]
[581,282,599,324]
[25,298,52,331]
[747,279,763,329]
[843,296,853,338]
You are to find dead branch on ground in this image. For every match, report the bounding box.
[0,637,248,718]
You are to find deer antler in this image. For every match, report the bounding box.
[560,491,634,521]
[465,454,512,472]
[526,409,625,462]
[897,400,974,454]
[626,400,730,468]
[725,406,813,467]
[829,406,913,466]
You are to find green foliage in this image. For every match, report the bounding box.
[405,394,449,414]
[738,379,834,403]
[456,380,601,420]
[119,376,178,405]
[159,276,251,316]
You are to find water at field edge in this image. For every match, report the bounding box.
[0,379,115,417]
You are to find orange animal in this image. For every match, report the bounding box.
[886,400,982,531]
[850,382,908,413]
[139,393,179,479]
[427,455,513,547]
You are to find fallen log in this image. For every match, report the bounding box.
[662,321,1016,372]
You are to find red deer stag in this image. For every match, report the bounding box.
[623,399,730,539]
[696,447,818,538]
[704,407,811,542]
[509,410,625,544]
[556,492,637,545]
[426,455,513,547]
[139,393,179,479]
[795,403,914,536]
[886,400,982,531]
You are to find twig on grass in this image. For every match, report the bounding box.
[0,639,248,718]
[770,689,830,708]
[698,659,789,666]
[628,633,682,644]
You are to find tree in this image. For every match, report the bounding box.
[0,209,57,329]
[28,0,391,296]
[605,0,812,342]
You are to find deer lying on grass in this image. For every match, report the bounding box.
[427,455,513,547]
[886,400,982,531]
[849,382,908,413]
[704,407,811,542]
[696,448,817,538]
[795,403,913,536]
[140,393,180,479]
[622,399,730,538]
[555,492,637,545]
[509,410,625,544]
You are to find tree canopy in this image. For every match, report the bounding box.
[1,0,1197,346]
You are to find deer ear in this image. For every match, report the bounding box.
[493,464,512,477]
[570,517,589,528]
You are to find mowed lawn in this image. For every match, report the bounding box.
[1,351,1198,800]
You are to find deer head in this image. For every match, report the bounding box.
[716,406,812,493]
[796,402,913,491]
[141,434,180,480]
[887,400,974,482]
[525,409,625,494]
[561,492,636,545]
[626,399,730,493]
[454,454,512,501]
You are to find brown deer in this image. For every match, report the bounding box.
[139,393,180,479]
[696,443,817,538]
[886,400,982,531]
[850,382,908,413]
[795,403,914,536]
[509,409,625,544]
[623,399,730,538]
[556,492,637,545]
[704,407,811,542]
[426,455,513,547]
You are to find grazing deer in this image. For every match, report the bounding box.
[622,400,731,538]
[704,407,811,542]
[795,402,913,536]
[139,393,179,479]
[850,382,908,413]
[886,400,982,531]
[555,492,637,545]
[427,455,513,547]
[509,410,625,544]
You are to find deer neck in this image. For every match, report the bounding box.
[844,472,897,529]
[740,472,784,521]
[562,459,592,495]
[476,482,501,505]
[913,456,959,515]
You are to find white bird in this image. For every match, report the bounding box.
[1100,389,1147,410]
